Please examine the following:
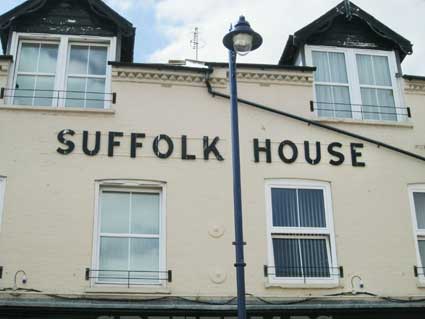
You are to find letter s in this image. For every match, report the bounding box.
[57,129,76,155]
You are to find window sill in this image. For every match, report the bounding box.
[0,105,115,115]
[85,286,171,295]
[265,281,343,289]
[315,117,413,128]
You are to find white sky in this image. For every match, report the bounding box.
[112,0,425,75]
[2,0,424,75]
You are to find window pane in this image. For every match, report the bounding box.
[357,54,392,86]
[373,56,391,86]
[414,192,425,230]
[66,77,86,108]
[316,85,333,118]
[131,193,160,235]
[419,240,425,268]
[377,89,396,121]
[313,51,347,84]
[33,76,55,106]
[300,238,330,278]
[316,85,351,119]
[298,189,326,228]
[89,47,108,75]
[38,44,58,73]
[99,237,129,283]
[86,78,105,109]
[361,88,379,120]
[312,51,331,82]
[100,192,130,234]
[130,238,159,283]
[18,43,39,72]
[361,88,396,121]
[272,238,302,277]
[69,45,88,75]
[356,54,374,85]
[14,75,35,105]
[271,188,298,227]
[328,52,348,84]
[332,86,352,118]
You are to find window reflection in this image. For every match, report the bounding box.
[12,40,109,108]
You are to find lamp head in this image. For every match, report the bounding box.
[223,16,263,55]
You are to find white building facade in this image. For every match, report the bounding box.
[0,1,425,318]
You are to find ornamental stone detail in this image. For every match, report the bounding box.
[235,71,313,86]
[112,68,313,87]
[404,80,425,95]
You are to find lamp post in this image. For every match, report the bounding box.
[223,16,263,319]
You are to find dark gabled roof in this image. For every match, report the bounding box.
[0,0,136,62]
[279,1,413,65]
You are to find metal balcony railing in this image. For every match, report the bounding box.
[85,268,172,287]
[0,88,116,107]
[264,265,344,279]
[310,101,411,120]
[414,266,425,277]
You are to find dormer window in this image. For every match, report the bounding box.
[279,1,413,123]
[10,34,115,109]
[307,46,405,122]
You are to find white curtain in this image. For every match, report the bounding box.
[357,54,396,120]
[313,51,351,119]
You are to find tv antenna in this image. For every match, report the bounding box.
[190,27,205,61]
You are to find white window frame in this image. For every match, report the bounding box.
[408,184,425,282]
[0,176,5,230]
[305,45,405,122]
[91,180,167,287]
[7,32,116,109]
[65,42,110,109]
[265,179,338,285]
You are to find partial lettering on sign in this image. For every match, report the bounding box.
[253,139,365,167]
[56,130,224,161]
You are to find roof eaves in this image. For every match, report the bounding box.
[205,61,315,72]
[403,74,425,81]
[108,61,212,74]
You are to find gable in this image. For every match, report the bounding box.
[11,0,117,37]
[279,1,412,65]
[0,0,135,62]
[305,15,397,52]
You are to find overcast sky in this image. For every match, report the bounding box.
[1,0,424,75]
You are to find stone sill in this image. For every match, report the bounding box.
[85,286,171,295]
[265,281,343,289]
[315,117,414,128]
[0,105,115,115]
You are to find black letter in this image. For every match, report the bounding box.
[254,139,271,163]
[108,131,124,157]
[304,141,321,165]
[82,131,101,156]
[278,140,298,164]
[182,135,196,160]
[328,142,345,166]
[203,136,224,161]
[351,143,366,167]
[57,129,75,155]
[131,133,146,158]
[153,135,174,159]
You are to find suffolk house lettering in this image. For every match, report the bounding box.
[57,130,365,167]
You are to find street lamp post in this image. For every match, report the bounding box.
[223,16,263,319]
